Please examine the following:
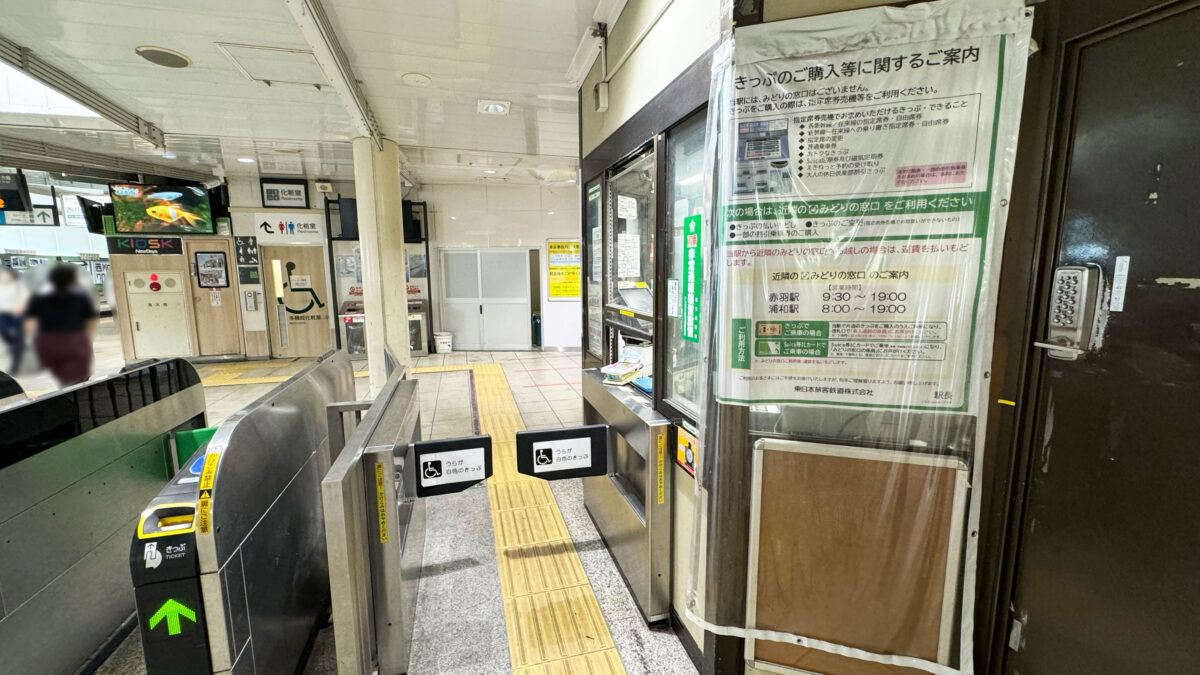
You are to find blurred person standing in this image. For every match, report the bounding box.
[0,266,28,373]
[24,263,98,386]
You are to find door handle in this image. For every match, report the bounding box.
[135,321,140,331]
[1032,341,1085,358]
[479,304,483,315]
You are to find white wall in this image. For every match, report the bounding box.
[581,0,723,155]
[413,183,582,349]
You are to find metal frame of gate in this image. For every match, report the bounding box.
[323,366,426,675]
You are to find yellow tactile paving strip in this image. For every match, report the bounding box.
[413,363,626,674]
[197,359,368,387]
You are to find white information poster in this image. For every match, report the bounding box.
[716,16,1027,412]
[617,233,641,277]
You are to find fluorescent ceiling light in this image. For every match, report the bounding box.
[477,99,510,115]
[237,157,255,163]
[162,152,176,159]
[568,178,577,183]
[482,169,497,175]
[678,173,703,185]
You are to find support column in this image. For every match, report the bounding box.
[352,136,410,392]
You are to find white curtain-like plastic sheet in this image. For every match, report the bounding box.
[687,1,1032,673]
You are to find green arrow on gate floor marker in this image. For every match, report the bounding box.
[148,598,196,636]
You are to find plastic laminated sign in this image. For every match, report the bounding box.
[687,1,1033,674]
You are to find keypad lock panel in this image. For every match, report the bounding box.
[1041,265,1102,360]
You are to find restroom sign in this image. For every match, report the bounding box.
[516,425,608,480]
[413,435,492,497]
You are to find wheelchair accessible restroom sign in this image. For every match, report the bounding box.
[413,435,492,497]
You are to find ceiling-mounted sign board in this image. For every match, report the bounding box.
[0,206,54,225]
[413,435,493,497]
[237,212,325,244]
[515,425,608,480]
[0,173,32,212]
[260,177,309,209]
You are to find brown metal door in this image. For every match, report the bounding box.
[1006,4,1200,673]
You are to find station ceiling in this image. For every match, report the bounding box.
[0,0,593,186]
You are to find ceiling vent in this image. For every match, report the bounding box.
[257,153,306,175]
[216,43,327,88]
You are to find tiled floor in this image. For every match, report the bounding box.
[402,351,695,675]
[413,350,585,430]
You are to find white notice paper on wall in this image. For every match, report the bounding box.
[617,234,640,278]
[210,290,222,307]
[1111,256,1131,312]
[667,278,681,318]
[617,195,638,220]
[290,274,312,290]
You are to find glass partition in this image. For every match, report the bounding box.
[585,180,604,359]
[664,113,707,418]
[606,149,656,323]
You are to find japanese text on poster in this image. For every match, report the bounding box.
[717,32,1013,410]
[547,240,582,300]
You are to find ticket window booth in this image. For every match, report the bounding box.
[579,106,708,626]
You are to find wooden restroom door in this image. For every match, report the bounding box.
[261,244,334,358]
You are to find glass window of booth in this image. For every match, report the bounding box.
[585,180,604,359]
[605,148,656,360]
[664,113,706,418]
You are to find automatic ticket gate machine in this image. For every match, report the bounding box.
[323,368,495,675]
[130,351,354,675]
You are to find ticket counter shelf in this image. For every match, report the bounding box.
[581,368,672,623]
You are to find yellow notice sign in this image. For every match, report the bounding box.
[197,491,212,534]
[199,453,219,491]
[547,240,581,300]
[656,434,665,504]
[375,462,389,543]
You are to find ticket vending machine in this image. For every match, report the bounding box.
[734,118,793,196]
[125,271,194,359]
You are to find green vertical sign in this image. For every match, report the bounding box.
[731,319,751,369]
[681,215,702,343]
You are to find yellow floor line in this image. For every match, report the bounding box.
[200,369,370,387]
[412,364,626,674]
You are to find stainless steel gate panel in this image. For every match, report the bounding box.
[324,369,425,675]
[195,351,354,673]
[581,369,672,623]
[0,359,205,675]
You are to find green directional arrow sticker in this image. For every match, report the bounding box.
[148,598,197,636]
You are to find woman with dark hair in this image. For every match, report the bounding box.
[25,263,98,386]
